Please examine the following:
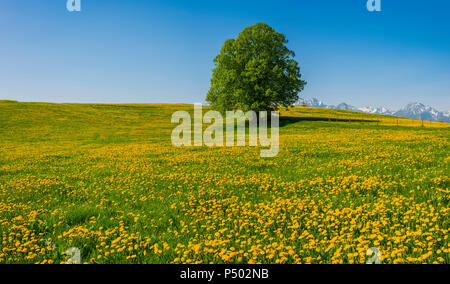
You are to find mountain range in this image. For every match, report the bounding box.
[295,98,450,123]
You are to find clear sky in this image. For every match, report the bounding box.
[1,0,449,110]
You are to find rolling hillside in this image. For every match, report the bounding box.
[0,101,448,264]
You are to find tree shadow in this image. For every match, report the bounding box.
[279,116,380,127]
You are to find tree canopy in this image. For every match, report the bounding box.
[206,23,306,113]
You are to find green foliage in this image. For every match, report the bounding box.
[206,23,306,113]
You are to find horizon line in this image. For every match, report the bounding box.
[1,99,449,112]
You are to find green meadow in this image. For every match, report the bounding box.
[0,100,448,264]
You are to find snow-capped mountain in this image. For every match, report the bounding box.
[444,110,450,120]
[393,103,449,122]
[297,98,327,108]
[335,103,357,111]
[295,98,450,122]
[358,106,394,116]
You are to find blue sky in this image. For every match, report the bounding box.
[1,0,449,110]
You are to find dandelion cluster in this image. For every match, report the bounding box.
[0,101,448,264]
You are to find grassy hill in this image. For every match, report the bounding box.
[0,101,448,264]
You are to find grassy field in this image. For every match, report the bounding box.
[0,100,448,264]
